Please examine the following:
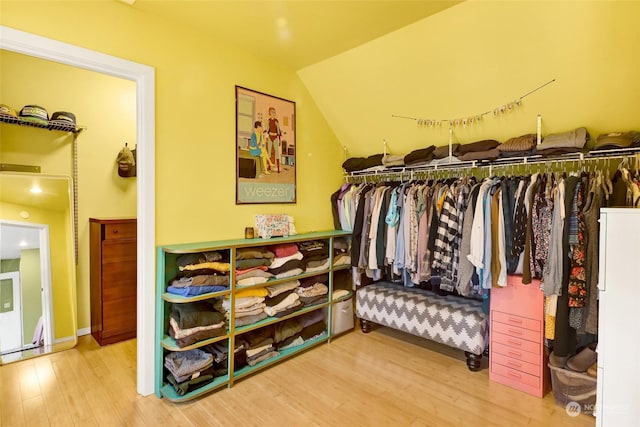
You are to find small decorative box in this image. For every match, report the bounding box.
[255,214,290,239]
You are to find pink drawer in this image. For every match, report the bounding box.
[492,342,539,365]
[492,311,541,332]
[491,352,540,377]
[491,276,543,320]
[492,321,540,343]
[506,275,540,287]
[491,361,541,389]
[492,331,541,354]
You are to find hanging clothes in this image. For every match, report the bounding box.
[337,155,637,360]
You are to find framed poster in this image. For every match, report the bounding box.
[235,86,296,204]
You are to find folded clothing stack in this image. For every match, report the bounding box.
[592,130,640,151]
[267,243,305,279]
[273,318,303,349]
[264,290,303,317]
[342,154,384,173]
[236,247,275,271]
[456,139,500,161]
[333,237,351,266]
[164,349,214,396]
[297,311,328,343]
[497,133,537,157]
[265,279,300,298]
[219,288,269,327]
[273,310,328,351]
[236,266,273,287]
[168,301,226,348]
[537,127,590,156]
[298,240,329,274]
[268,258,306,279]
[381,153,405,168]
[403,145,436,166]
[238,325,279,367]
[203,340,248,374]
[168,251,230,296]
[296,274,329,306]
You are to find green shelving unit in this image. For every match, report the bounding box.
[155,230,353,401]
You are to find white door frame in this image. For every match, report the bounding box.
[0,220,54,347]
[0,26,156,396]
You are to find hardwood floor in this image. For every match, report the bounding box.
[0,328,595,426]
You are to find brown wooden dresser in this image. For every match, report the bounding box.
[90,218,137,345]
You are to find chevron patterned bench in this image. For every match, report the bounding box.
[356,281,487,371]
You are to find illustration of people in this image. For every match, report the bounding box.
[266,107,282,173]
[249,120,274,176]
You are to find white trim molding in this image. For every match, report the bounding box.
[77,327,91,337]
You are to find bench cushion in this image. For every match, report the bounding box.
[356,281,487,355]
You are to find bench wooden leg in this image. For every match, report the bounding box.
[359,319,372,333]
[465,351,482,371]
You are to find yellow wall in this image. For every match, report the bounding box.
[0,201,76,340]
[0,50,137,330]
[299,1,640,157]
[1,1,344,329]
[0,1,343,242]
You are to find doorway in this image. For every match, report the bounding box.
[0,26,156,395]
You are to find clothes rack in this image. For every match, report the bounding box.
[345,148,640,184]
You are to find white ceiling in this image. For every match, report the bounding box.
[129,0,461,70]
[1,224,40,260]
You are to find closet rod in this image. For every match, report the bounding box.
[345,148,640,183]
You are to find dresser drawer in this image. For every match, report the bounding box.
[102,260,137,301]
[492,331,541,354]
[492,310,541,332]
[491,352,540,376]
[492,342,539,365]
[102,296,137,337]
[491,361,541,389]
[104,221,136,240]
[492,320,540,343]
[102,240,137,263]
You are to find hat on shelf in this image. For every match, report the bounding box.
[0,104,18,118]
[19,105,49,126]
[50,111,76,128]
[117,143,136,178]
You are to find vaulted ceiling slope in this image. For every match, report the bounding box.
[130,0,461,70]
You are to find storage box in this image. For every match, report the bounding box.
[331,297,354,335]
[548,364,597,415]
[254,214,289,239]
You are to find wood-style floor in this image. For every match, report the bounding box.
[0,327,595,427]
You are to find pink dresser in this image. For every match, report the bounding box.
[489,275,549,397]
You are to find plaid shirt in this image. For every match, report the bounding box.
[432,186,457,271]
[431,183,465,291]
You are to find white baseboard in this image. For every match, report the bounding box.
[53,328,90,345]
[54,335,76,344]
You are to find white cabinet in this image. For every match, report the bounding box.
[596,208,640,427]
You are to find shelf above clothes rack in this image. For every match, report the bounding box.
[344,147,640,183]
